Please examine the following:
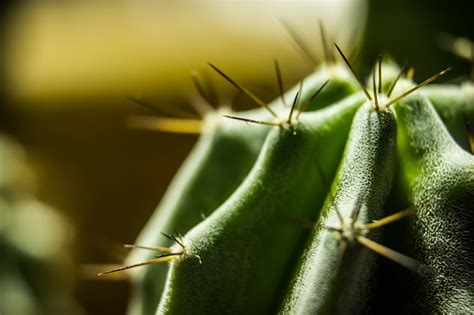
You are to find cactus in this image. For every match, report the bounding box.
[387,89,474,313]
[99,38,474,313]
[125,50,359,315]
[281,99,398,314]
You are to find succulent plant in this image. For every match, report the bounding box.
[100,37,474,314]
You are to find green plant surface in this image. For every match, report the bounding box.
[156,93,364,314]
[281,102,396,314]
[421,83,474,151]
[126,63,359,315]
[114,60,474,314]
[126,114,267,315]
[390,91,474,313]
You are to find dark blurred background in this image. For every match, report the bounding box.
[0,1,472,314]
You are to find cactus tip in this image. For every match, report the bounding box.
[378,54,383,94]
[288,80,303,123]
[190,71,216,115]
[318,20,333,64]
[274,59,288,107]
[208,63,278,118]
[279,19,316,66]
[97,252,182,276]
[372,66,380,111]
[98,232,187,276]
[323,204,421,274]
[385,67,451,108]
[222,115,280,127]
[295,79,330,121]
[334,42,373,102]
[386,63,408,98]
[356,236,424,275]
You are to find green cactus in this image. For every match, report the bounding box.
[156,92,364,313]
[281,101,398,314]
[125,60,359,315]
[421,83,474,150]
[99,41,473,313]
[389,90,474,313]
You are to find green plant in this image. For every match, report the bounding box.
[390,88,474,313]
[100,42,473,314]
[124,54,359,315]
[281,99,398,314]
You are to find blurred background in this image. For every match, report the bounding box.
[0,0,472,314]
